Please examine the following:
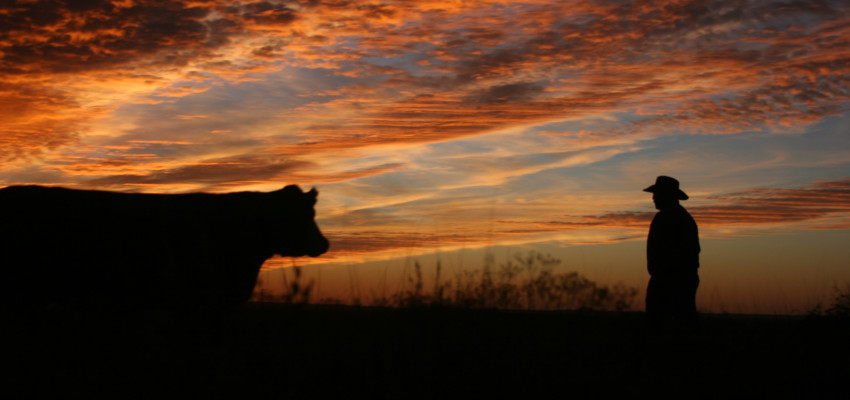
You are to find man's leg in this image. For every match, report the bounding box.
[646,276,673,321]
[673,271,699,322]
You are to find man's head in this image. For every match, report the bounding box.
[643,176,689,210]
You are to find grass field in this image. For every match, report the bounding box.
[8,303,848,398]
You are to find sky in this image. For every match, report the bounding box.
[2,0,849,313]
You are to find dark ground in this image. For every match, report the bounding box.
[6,303,848,398]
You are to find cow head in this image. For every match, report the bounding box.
[272,185,330,258]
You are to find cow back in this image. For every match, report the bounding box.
[0,185,328,308]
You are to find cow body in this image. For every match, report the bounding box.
[0,185,329,308]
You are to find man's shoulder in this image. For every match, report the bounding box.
[673,204,693,215]
[673,205,698,228]
[654,206,689,217]
[654,205,695,223]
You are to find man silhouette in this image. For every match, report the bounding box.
[643,176,700,322]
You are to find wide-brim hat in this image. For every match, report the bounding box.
[643,176,689,200]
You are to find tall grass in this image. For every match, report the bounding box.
[385,252,638,311]
[808,283,850,318]
[255,251,639,311]
[253,265,313,304]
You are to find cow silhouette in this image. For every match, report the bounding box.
[0,185,329,308]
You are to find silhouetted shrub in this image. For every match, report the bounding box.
[808,283,850,319]
[389,252,639,311]
[252,266,313,304]
[825,284,850,318]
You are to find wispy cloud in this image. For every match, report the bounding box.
[694,178,850,227]
[490,178,850,244]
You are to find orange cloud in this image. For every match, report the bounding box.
[493,178,850,242]
[0,0,302,163]
[693,178,850,227]
[0,82,89,161]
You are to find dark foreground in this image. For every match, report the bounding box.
[7,303,847,398]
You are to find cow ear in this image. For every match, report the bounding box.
[308,187,318,205]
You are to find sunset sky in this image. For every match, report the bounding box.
[2,0,849,313]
